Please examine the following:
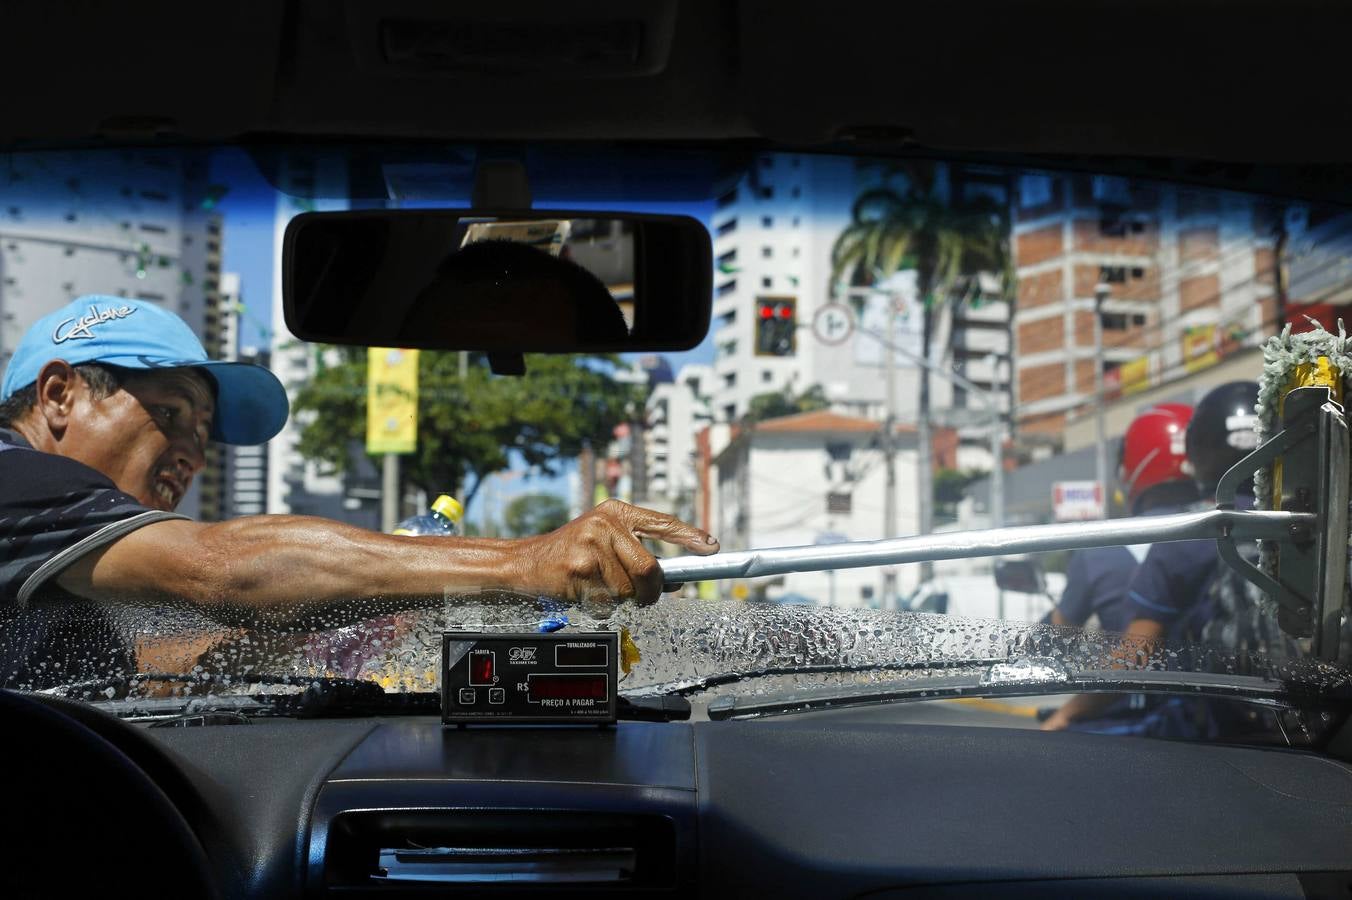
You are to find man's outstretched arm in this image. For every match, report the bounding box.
[56,499,718,623]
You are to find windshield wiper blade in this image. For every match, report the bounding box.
[703,668,1352,721]
[627,656,1007,699]
[52,671,441,719]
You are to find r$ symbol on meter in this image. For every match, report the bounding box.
[812,303,855,346]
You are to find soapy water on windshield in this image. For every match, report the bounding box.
[3,592,1347,702]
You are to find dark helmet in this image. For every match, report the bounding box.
[1185,381,1260,488]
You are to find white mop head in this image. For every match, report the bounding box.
[1254,319,1352,584]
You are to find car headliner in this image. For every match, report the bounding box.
[6,0,1352,203]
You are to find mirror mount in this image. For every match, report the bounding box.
[471,158,532,210]
[473,160,532,375]
[487,352,527,377]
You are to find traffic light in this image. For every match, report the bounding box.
[755,297,797,356]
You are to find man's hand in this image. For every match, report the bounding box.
[1039,617,1167,731]
[1039,705,1076,731]
[510,499,719,608]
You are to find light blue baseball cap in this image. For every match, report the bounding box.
[1,295,288,445]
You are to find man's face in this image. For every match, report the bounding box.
[68,368,216,511]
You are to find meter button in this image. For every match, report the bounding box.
[458,688,477,706]
[488,687,506,704]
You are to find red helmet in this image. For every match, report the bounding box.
[1118,403,1194,508]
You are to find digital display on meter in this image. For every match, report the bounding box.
[555,643,608,667]
[528,673,609,702]
[442,632,618,726]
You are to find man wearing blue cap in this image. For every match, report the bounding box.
[0,296,718,687]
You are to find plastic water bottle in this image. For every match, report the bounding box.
[392,494,464,536]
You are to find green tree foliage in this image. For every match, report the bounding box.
[503,492,571,537]
[829,162,1010,304]
[745,384,830,423]
[933,467,988,522]
[291,349,643,506]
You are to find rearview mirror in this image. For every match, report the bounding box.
[282,210,712,352]
[993,559,1048,595]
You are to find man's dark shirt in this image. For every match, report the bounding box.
[0,426,184,689]
[1124,495,1255,644]
[1056,545,1145,633]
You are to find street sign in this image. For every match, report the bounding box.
[1052,481,1104,521]
[812,302,855,345]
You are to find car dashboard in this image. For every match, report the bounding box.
[90,704,1352,899]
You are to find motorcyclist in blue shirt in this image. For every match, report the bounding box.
[1044,382,1259,735]
[1049,403,1200,633]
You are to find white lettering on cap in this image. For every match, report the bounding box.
[52,305,135,344]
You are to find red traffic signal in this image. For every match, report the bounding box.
[755,297,797,356]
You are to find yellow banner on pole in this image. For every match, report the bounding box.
[366,347,419,455]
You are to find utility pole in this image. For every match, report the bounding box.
[990,412,1005,529]
[855,324,1005,523]
[988,353,1005,530]
[579,441,596,513]
[916,325,934,586]
[631,416,648,505]
[1093,283,1110,518]
[882,305,899,609]
[381,453,399,532]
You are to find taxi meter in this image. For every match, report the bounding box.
[441,632,619,725]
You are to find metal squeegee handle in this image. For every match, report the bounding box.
[657,509,1314,587]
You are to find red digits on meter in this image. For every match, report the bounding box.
[469,652,495,685]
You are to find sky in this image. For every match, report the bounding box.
[210,149,717,526]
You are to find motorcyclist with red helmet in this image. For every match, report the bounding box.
[1047,403,1200,632]
[1044,382,1261,735]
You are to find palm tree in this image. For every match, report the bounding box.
[830,163,1010,582]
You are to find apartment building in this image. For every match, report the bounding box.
[644,363,714,520]
[192,272,272,521]
[1011,172,1278,446]
[708,153,854,423]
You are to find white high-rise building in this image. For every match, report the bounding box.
[645,363,715,519]
[708,154,853,423]
[201,272,270,520]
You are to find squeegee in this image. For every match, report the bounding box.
[659,323,1352,660]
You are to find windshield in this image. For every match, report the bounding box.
[2,145,1350,742]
